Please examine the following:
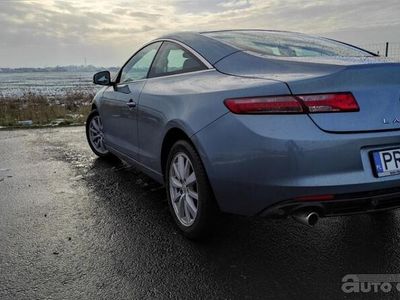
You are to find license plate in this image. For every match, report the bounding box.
[372,148,400,177]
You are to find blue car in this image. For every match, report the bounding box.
[87,30,400,238]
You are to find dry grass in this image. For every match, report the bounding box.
[0,91,93,127]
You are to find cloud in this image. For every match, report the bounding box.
[218,0,251,9]
[0,0,399,67]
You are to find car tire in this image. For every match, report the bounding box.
[86,110,111,158]
[166,140,219,240]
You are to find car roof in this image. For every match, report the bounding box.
[158,31,238,65]
[201,29,297,34]
[158,30,305,65]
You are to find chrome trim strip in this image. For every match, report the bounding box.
[115,38,215,85]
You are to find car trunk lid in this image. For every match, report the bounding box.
[215,52,400,133]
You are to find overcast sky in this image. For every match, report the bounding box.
[0,0,399,67]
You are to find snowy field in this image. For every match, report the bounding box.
[0,72,100,98]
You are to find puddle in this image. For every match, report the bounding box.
[0,168,12,182]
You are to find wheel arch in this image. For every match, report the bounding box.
[160,127,220,213]
[90,87,107,113]
[160,127,193,177]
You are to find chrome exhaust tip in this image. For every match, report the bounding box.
[292,211,319,226]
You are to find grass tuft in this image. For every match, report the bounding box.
[0,90,93,127]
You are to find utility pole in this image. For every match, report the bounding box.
[385,42,389,57]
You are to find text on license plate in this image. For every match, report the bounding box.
[372,148,400,177]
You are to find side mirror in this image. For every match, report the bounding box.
[93,71,112,86]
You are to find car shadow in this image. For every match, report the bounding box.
[82,156,400,299]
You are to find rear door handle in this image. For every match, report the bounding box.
[127,99,137,109]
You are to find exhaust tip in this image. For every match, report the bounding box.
[307,212,319,226]
[292,211,319,226]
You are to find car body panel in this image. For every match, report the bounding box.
[101,80,146,159]
[193,113,400,215]
[137,69,290,176]
[90,30,400,218]
[214,51,400,133]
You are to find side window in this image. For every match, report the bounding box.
[119,42,161,83]
[148,42,207,78]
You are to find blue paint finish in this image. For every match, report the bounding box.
[159,32,238,65]
[215,51,400,133]
[194,114,400,215]
[137,70,289,174]
[92,30,400,216]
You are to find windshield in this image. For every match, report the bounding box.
[203,31,373,57]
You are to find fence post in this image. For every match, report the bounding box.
[385,42,389,57]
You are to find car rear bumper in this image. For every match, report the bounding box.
[260,187,400,218]
[193,113,400,216]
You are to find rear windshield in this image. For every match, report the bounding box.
[203,31,373,57]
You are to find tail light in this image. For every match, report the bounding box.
[224,93,359,114]
[224,96,303,114]
[295,194,335,201]
[297,93,359,113]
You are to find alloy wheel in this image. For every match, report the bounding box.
[169,152,199,226]
[88,115,108,155]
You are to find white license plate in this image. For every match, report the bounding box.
[372,148,400,177]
